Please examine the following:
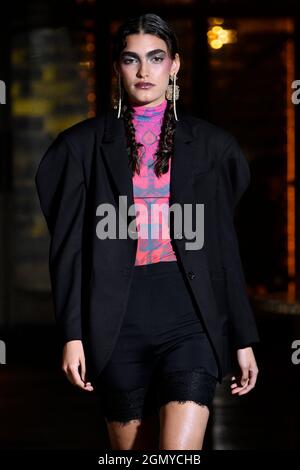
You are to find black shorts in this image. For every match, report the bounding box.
[93,260,219,424]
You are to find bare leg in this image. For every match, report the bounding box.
[105,413,160,450]
[159,401,210,450]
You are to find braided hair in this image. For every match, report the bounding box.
[112,13,179,178]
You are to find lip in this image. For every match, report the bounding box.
[135,82,155,89]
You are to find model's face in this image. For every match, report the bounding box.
[114,33,180,107]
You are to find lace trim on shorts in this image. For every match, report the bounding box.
[99,385,157,426]
[99,367,217,426]
[158,367,217,409]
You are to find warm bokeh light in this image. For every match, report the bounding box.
[209,17,224,26]
[79,60,94,68]
[207,20,237,49]
[87,92,96,102]
[210,39,223,49]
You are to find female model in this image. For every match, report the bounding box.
[35,13,259,450]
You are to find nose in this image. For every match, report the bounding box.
[137,60,149,78]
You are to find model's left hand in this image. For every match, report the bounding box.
[230,346,259,396]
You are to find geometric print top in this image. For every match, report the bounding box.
[131,98,177,265]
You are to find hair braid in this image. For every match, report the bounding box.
[121,96,176,178]
[122,99,143,176]
[153,100,176,177]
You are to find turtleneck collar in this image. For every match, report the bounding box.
[131,98,167,119]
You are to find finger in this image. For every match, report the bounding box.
[67,364,86,389]
[230,381,238,388]
[240,369,250,387]
[79,356,86,382]
[231,386,246,394]
[237,382,255,395]
[231,379,249,392]
[235,370,258,395]
[230,372,245,391]
[79,358,94,391]
[238,370,258,394]
[230,375,239,387]
[64,365,94,391]
[83,382,94,391]
[231,380,249,394]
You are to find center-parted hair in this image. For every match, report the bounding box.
[112,13,179,178]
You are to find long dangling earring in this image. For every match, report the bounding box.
[165,73,179,121]
[113,73,123,119]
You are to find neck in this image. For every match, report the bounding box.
[131,98,168,118]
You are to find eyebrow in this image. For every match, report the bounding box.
[120,49,167,59]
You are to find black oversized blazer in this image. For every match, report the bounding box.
[35,106,260,384]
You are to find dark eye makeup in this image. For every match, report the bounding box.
[120,49,167,64]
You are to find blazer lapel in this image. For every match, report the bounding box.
[100,106,206,213]
[100,111,134,211]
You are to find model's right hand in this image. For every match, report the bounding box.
[62,340,94,392]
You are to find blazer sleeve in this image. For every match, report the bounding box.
[35,132,86,345]
[217,136,260,349]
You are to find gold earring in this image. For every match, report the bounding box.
[113,73,123,119]
[165,73,179,121]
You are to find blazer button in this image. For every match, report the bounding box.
[188,271,196,280]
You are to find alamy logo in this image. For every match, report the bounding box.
[0,340,6,364]
[292,80,300,105]
[291,339,300,365]
[95,197,205,251]
[0,80,6,104]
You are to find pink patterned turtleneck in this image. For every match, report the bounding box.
[131,98,177,266]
